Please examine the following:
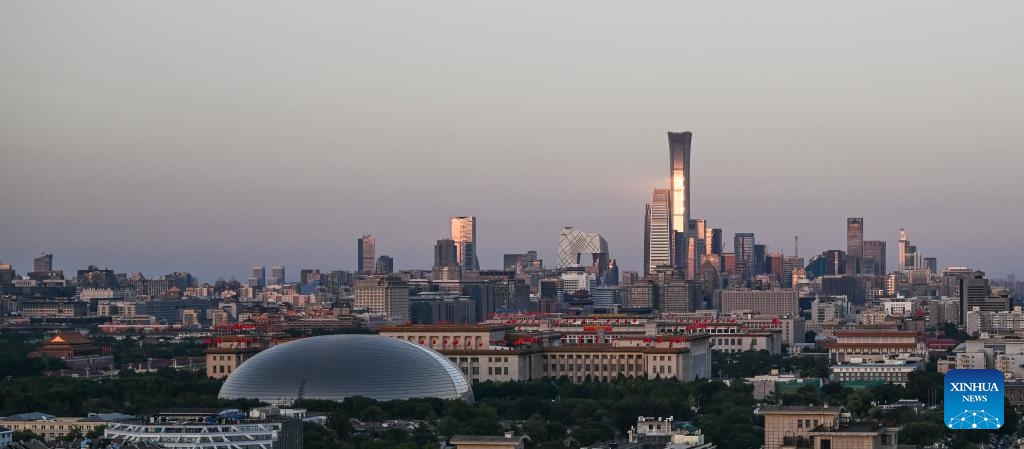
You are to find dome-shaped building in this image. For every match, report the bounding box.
[218,334,472,404]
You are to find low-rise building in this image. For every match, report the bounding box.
[830,360,923,386]
[825,330,922,364]
[759,406,899,449]
[104,409,301,449]
[0,413,133,441]
[448,433,528,449]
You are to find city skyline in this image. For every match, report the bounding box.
[2,2,1022,280]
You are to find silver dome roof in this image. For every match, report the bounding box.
[218,334,472,404]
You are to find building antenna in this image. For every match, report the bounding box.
[794,236,799,258]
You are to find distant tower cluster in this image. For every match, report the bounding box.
[897,228,925,272]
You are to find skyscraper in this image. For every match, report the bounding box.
[250,266,266,288]
[358,234,376,275]
[270,266,285,285]
[434,239,458,269]
[644,188,672,276]
[734,233,755,281]
[846,218,864,275]
[557,227,609,275]
[375,255,394,275]
[863,240,887,275]
[34,253,53,273]
[668,131,692,269]
[450,216,480,272]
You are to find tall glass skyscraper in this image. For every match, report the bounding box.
[847,217,864,275]
[668,131,692,268]
[357,234,376,275]
[450,216,480,271]
[644,188,672,276]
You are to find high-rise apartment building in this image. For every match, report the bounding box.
[357,234,376,275]
[668,131,692,270]
[846,218,863,275]
[450,216,480,272]
[375,255,394,275]
[862,240,887,276]
[34,253,53,273]
[644,189,672,276]
[269,266,285,285]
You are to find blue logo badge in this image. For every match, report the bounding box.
[944,369,1004,430]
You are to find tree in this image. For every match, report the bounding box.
[804,330,817,344]
[86,425,106,439]
[844,389,874,418]
[359,405,386,423]
[12,430,39,442]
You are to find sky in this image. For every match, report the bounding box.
[1,2,1022,282]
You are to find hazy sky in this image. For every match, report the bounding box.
[1,2,1022,282]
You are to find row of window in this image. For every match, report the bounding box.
[542,363,657,373]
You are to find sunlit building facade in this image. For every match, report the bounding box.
[644,189,672,276]
[451,216,480,272]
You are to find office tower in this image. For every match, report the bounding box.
[269,266,285,285]
[299,269,321,285]
[767,252,784,281]
[846,218,864,275]
[709,228,723,256]
[375,255,394,275]
[897,229,908,271]
[782,256,804,288]
[435,239,458,269]
[557,227,610,272]
[604,258,620,286]
[354,275,409,322]
[924,257,938,274]
[862,240,887,276]
[959,271,1004,324]
[357,234,376,275]
[450,216,480,272]
[752,244,767,276]
[722,253,736,274]
[0,262,15,285]
[685,219,707,280]
[668,131,692,265]
[896,228,923,272]
[249,266,266,288]
[734,233,755,281]
[34,253,53,273]
[644,188,672,276]
[822,250,846,276]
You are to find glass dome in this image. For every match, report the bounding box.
[218,334,472,404]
